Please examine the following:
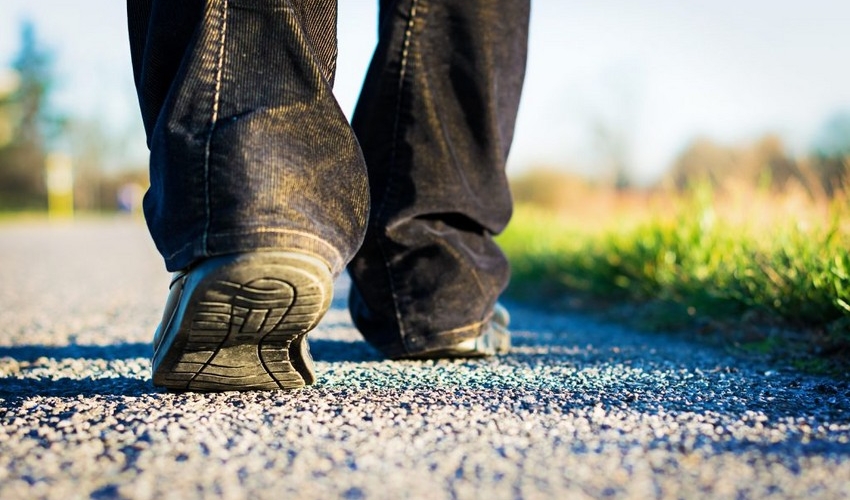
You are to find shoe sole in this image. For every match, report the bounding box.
[152,252,332,391]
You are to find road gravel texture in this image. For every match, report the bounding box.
[1,218,848,500]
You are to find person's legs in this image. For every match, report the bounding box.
[128,0,367,275]
[348,0,530,358]
[128,0,368,390]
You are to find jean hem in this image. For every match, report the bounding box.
[163,228,345,275]
[366,315,492,360]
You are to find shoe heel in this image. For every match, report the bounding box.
[152,252,331,391]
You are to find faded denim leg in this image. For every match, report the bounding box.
[348,0,530,357]
[127,0,368,275]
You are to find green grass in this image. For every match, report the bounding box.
[499,196,850,373]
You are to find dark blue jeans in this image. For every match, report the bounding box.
[127,0,529,358]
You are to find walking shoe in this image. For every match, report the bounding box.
[407,303,511,359]
[151,251,333,391]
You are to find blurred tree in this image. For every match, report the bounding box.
[587,69,640,190]
[0,71,19,148]
[511,168,592,212]
[811,112,850,196]
[0,21,65,209]
[664,135,816,197]
[592,119,632,190]
[665,137,737,191]
[743,135,812,194]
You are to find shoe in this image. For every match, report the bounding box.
[151,251,332,391]
[407,303,511,359]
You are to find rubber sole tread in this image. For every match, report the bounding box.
[151,252,332,392]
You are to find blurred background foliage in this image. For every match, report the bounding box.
[2,20,849,214]
[0,22,146,213]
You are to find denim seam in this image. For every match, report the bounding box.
[439,236,488,304]
[206,228,343,266]
[165,229,341,272]
[164,240,195,262]
[201,0,229,256]
[376,0,421,350]
[435,314,491,337]
[402,318,490,357]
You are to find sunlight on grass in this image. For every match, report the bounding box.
[499,184,850,369]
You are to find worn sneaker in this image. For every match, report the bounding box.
[151,251,332,391]
[407,303,511,359]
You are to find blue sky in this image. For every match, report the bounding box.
[2,1,849,184]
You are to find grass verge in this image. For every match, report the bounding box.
[499,192,850,375]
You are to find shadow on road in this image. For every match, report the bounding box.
[0,342,151,362]
[0,339,382,402]
[310,338,383,363]
[0,342,153,402]
[0,376,152,401]
[0,338,382,364]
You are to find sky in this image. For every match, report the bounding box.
[1,0,849,184]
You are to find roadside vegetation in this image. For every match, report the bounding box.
[502,156,850,374]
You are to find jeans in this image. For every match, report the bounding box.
[127,0,529,358]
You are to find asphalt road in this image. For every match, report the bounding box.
[1,218,848,500]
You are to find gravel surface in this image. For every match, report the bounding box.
[1,218,849,500]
